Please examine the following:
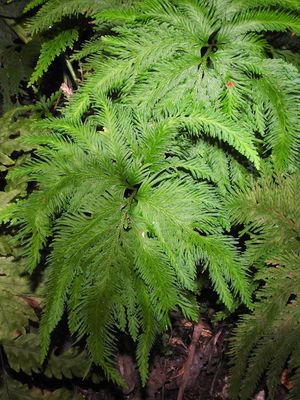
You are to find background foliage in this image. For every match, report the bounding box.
[228,171,300,400]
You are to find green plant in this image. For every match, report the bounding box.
[0,237,87,400]
[5,97,256,384]
[23,0,133,87]
[0,108,38,212]
[228,170,300,399]
[0,104,92,399]
[6,0,300,391]
[60,0,300,172]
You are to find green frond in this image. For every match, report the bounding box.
[230,260,300,399]
[70,37,104,62]
[140,0,215,38]
[236,0,300,11]
[228,171,300,399]
[26,0,121,35]
[221,8,300,38]
[226,171,300,263]
[24,0,47,13]
[58,3,298,171]
[136,281,160,386]
[29,29,79,86]
[179,109,260,170]
[195,234,252,309]
[254,60,300,170]
[271,49,300,72]
[9,100,252,383]
[80,281,124,385]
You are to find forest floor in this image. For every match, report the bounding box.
[80,310,290,400]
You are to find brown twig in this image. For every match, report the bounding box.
[176,319,205,400]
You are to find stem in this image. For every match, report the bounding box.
[2,17,31,44]
[65,58,78,88]
[176,319,205,400]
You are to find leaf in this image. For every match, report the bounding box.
[0,39,40,111]
[0,190,20,213]
[29,29,79,86]
[0,257,38,340]
[44,347,90,379]
[0,378,82,400]
[3,332,90,379]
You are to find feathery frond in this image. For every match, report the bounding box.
[228,171,300,399]
[60,0,300,171]
[29,29,79,86]
[9,99,252,382]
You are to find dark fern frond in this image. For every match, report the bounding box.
[230,256,300,399]
[228,171,300,399]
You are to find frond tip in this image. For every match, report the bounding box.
[28,29,79,86]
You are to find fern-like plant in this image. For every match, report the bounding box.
[56,0,300,172]
[13,0,300,389]
[0,104,98,400]
[228,170,300,399]
[5,97,255,384]
[23,0,133,86]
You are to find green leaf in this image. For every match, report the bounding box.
[0,379,82,400]
[29,29,79,86]
[3,332,90,379]
[0,257,38,340]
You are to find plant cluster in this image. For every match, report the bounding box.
[1,0,300,398]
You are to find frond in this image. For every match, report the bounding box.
[271,49,300,72]
[254,60,300,170]
[221,8,300,38]
[29,29,79,86]
[226,170,300,263]
[26,0,124,35]
[178,108,260,170]
[230,257,300,399]
[70,37,104,62]
[9,100,252,383]
[228,171,300,399]
[135,280,161,385]
[0,256,38,341]
[24,0,47,13]
[3,332,90,379]
[235,0,300,11]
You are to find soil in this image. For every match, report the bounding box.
[76,311,290,400]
